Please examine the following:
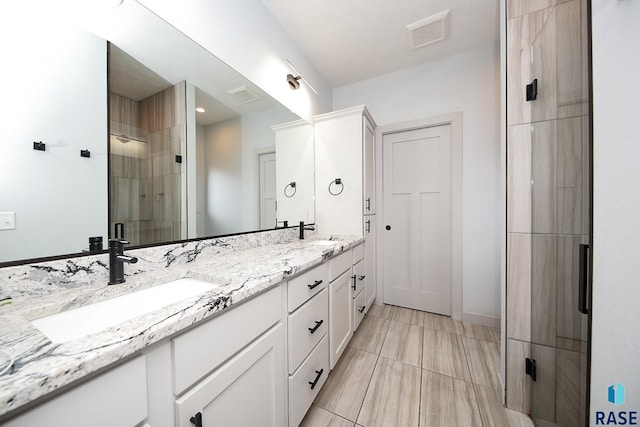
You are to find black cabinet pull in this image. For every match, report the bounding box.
[309,369,324,390]
[366,197,371,211]
[526,79,538,101]
[309,319,324,334]
[358,275,366,281]
[190,412,202,427]
[366,220,371,233]
[385,225,391,231]
[308,280,323,290]
[351,275,357,290]
[358,305,366,313]
[579,243,590,314]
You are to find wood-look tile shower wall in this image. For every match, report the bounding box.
[110,82,186,245]
[506,0,589,425]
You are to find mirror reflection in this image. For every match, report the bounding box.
[0,0,312,264]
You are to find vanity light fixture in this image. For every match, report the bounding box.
[195,107,206,113]
[286,60,319,96]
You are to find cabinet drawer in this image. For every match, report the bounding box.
[288,262,328,312]
[288,288,328,374]
[2,357,147,427]
[353,290,366,332]
[289,336,330,427]
[329,250,352,282]
[352,243,364,263]
[352,259,365,297]
[172,285,282,395]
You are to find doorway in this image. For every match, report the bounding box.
[258,151,277,229]
[378,113,463,319]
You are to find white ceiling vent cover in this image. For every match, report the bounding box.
[406,9,450,50]
[228,85,262,103]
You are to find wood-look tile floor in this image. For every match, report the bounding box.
[301,304,535,427]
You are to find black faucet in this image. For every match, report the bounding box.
[299,221,315,240]
[108,239,138,285]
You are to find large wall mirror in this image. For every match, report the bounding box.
[0,0,314,265]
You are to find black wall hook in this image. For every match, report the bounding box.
[80,149,91,158]
[33,141,46,151]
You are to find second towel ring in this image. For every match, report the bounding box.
[328,178,344,196]
[284,182,297,198]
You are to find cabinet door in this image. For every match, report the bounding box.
[353,289,366,332]
[329,270,353,369]
[364,216,377,309]
[2,357,148,427]
[363,117,376,215]
[175,324,285,427]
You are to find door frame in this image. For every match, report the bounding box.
[376,112,463,320]
[254,147,276,229]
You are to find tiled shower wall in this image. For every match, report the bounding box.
[110,82,186,246]
[506,0,589,425]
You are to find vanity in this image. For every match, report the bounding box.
[0,1,379,425]
[0,230,369,426]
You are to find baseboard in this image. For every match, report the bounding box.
[461,312,501,328]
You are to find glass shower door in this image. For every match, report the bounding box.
[529,0,591,426]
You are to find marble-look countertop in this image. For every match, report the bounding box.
[0,231,363,419]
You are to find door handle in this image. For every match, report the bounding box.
[190,412,202,427]
[309,369,324,390]
[308,280,323,290]
[579,243,589,314]
[308,319,324,334]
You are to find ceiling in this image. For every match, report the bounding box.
[261,0,500,87]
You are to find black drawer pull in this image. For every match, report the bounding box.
[359,305,366,313]
[309,319,324,334]
[190,412,202,427]
[352,275,357,290]
[308,280,323,290]
[358,275,366,281]
[309,369,324,390]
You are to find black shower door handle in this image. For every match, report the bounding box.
[578,244,589,314]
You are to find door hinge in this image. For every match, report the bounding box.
[525,358,537,382]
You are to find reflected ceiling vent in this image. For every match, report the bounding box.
[406,9,450,50]
[227,85,262,103]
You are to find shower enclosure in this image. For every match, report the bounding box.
[109,82,187,247]
[506,0,592,425]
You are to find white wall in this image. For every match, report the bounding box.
[334,44,502,321]
[138,0,332,121]
[0,5,108,263]
[201,107,293,236]
[590,0,640,421]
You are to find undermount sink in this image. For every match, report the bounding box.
[309,240,338,246]
[31,278,218,344]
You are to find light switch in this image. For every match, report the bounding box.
[0,212,16,230]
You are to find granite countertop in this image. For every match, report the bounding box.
[0,233,364,419]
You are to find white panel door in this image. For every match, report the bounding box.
[259,151,277,229]
[382,125,451,315]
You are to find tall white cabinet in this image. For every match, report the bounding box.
[314,106,377,324]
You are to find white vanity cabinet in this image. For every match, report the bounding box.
[314,106,377,236]
[170,285,286,427]
[2,356,148,427]
[285,263,330,427]
[328,250,354,369]
[352,244,366,331]
[364,216,377,310]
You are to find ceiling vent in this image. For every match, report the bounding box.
[227,85,262,103]
[406,9,450,50]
